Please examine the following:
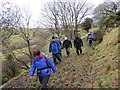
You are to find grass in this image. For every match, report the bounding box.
[1,29,46,61]
[90,27,99,32]
[91,28,118,88]
[1,27,119,88]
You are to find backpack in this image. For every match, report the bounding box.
[34,53,50,70]
[51,41,60,52]
[88,35,93,39]
[75,38,82,45]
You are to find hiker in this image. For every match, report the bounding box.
[63,37,72,56]
[74,35,83,55]
[91,32,95,38]
[55,37,63,57]
[49,36,61,64]
[30,49,57,89]
[87,32,94,46]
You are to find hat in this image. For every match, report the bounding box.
[64,37,67,40]
[52,36,55,39]
[75,34,78,37]
[88,32,91,34]
[55,37,58,39]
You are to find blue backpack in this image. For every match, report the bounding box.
[49,41,61,54]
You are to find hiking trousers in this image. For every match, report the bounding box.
[76,46,82,55]
[88,39,92,47]
[52,53,61,63]
[59,52,62,57]
[65,47,70,56]
[39,75,50,90]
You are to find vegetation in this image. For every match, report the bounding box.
[1,27,119,88]
[81,18,93,32]
[0,0,119,89]
[93,0,120,29]
[42,0,93,38]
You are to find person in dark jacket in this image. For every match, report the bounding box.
[63,37,72,56]
[74,35,83,55]
[49,36,61,64]
[30,49,56,89]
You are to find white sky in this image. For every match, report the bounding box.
[0,0,105,13]
[0,0,105,27]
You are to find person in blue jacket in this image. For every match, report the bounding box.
[49,36,61,64]
[30,49,57,89]
[55,37,63,57]
[87,32,94,46]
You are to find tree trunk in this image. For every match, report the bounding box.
[26,40,33,66]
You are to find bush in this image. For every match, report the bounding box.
[2,76,9,84]
[94,29,105,43]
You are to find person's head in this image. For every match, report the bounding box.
[75,34,78,37]
[55,37,59,40]
[88,32,91,34]
[33,49,40,56]
[88,32,91,35]
[52,36,55,39]
[51,36,56,41]
[75,34,79,39]
[64,37,67,40]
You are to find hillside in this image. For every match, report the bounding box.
[1,28,119,88]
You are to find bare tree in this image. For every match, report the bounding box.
[41,0,92,39]
[0,2,21,47]
[57,1,73,38]
[0,2,38,68]
[18,10,38,62]
[72,1,92,35]
[41,2,61,37]
[57,0,92,37]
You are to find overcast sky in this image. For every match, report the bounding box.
[0,0,105,15]
[0,0,105,27]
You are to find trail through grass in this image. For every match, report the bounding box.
[48,38,98,88]
[2,28,118,88]
[3,38,98,88]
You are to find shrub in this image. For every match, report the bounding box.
[94,29,105,43]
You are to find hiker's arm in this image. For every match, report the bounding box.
[30,60,36,76]
[70,41,72,48]
[46,57,57,73]
[57,42,61,52]
[61,42,64,49]
[59,41,62,46]
[63,41,65,47]
[81,39,83,46]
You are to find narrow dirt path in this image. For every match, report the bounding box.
[3,38,98,88]
[48,38,98,88]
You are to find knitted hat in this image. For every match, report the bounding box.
[64,37,67,40]
[52,36,55,39]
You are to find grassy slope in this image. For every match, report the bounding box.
[1,29,48,87]
[91,28,119,88]
[1,29,46,61]
[1,28,119,88]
